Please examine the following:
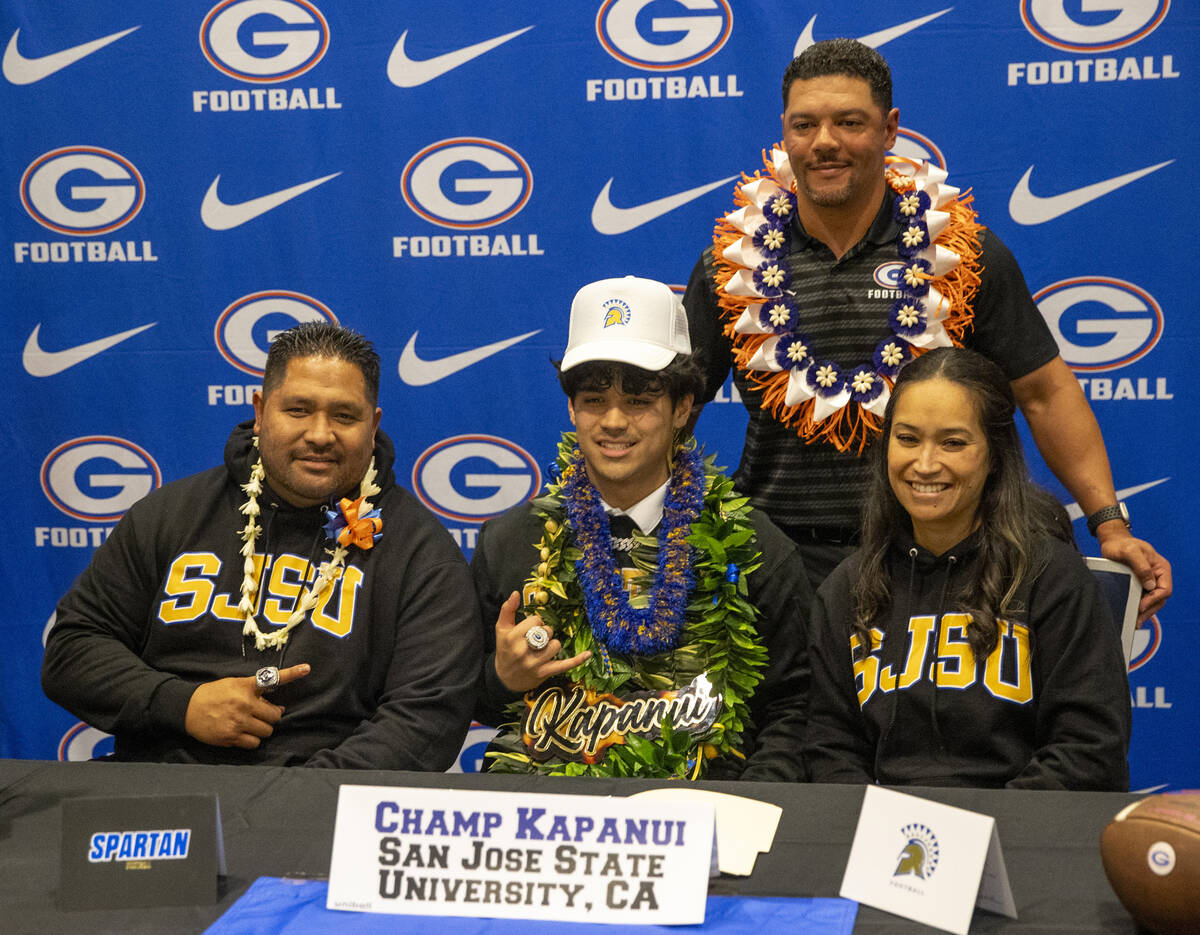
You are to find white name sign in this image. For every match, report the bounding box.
[840,786,1017,935]
[327,785,714,925]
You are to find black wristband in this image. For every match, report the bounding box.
[1086,503,1130,536]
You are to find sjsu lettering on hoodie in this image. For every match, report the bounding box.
[852,613,1032,707]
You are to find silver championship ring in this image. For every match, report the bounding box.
[525,626,550,651]
[255,666,281,692]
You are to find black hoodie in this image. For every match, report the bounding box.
[43,421,482,769]
[803,528,1131,790]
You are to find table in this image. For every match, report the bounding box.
[0,759,1142,933]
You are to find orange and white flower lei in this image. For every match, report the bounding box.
[712,145,984,453]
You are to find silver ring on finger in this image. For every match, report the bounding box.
[525,626,550,651]
[255,666,281,693]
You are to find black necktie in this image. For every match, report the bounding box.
[609,513,638,540]
[608,514,638,569]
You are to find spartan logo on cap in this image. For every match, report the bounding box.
[200,0,330,82]
[596,0,733,71]
[894,823,940,880]
[1034,276,1163,372]
[602,297,632,328]
[20,146,145,236]
[1020,0,1169,53]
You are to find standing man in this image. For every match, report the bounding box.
[683,39,1170,616]
[43,322,481,769]
[471,276,810,781]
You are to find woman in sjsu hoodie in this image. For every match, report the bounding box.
[803,347,1130,790]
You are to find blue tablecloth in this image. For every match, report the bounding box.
[203,877,858,934]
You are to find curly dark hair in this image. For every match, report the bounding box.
[262,321,381,405]
[851,348,1072,659]
[556,354,704,407]
[781,38,892,112]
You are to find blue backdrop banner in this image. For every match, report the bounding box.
[2,1,1193,788]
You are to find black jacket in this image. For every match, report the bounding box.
[42,421,482,769]
[804,529,1130,790]
[471,501,812,781]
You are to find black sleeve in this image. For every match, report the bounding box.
[469,513,527,728]
[682,248,733,404]
[42,501,198,739]
[963,228,1061,381]
[801,561,877,784]
[737,513,812,782]
[1006,541,1132,791]
[305,547,483,772]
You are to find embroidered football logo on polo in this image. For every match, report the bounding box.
[602,298,632,328]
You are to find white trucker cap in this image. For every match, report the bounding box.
[560,276,692,372]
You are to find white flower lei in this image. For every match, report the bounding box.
[237,439,381,651]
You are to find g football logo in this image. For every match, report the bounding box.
[41,436,162,522]
[1034,276,1163,372]
[1129,615,1162,672]
[890,128,946,171]
[412,435,540,523]
[1021,0,1170,53]
[401,138,533,230]
[214,290,337,376]
[596,0,733,71]
[20,146,145,236]
[58,723,115,762]
[200,0,330,82]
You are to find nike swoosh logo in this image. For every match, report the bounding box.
[592,175,739,236]
[1064,479,1170,522]
[793,9,951,56]
[3,26,140,85]
[399,330,540,386]
[201,172,342,230]
[23,322,156,377]
[387,26,533,88]
[1009,160,1174,225]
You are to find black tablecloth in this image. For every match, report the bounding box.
[0,759,1142,934]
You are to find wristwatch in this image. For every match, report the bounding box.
[1086,502,1130,536]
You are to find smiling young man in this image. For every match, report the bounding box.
[683,38,1170,619]
[43,322,481,769]
[470,276,812,781]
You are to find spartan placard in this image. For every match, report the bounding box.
[326,785,713,925]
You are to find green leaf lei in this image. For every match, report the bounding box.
[487,433,768,779]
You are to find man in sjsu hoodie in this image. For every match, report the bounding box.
[43,322,481,769]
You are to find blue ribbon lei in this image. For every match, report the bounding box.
[560,445,705,655]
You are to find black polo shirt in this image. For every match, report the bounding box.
[683,188,1059,531]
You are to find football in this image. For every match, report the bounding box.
[1100,792,1200,935]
